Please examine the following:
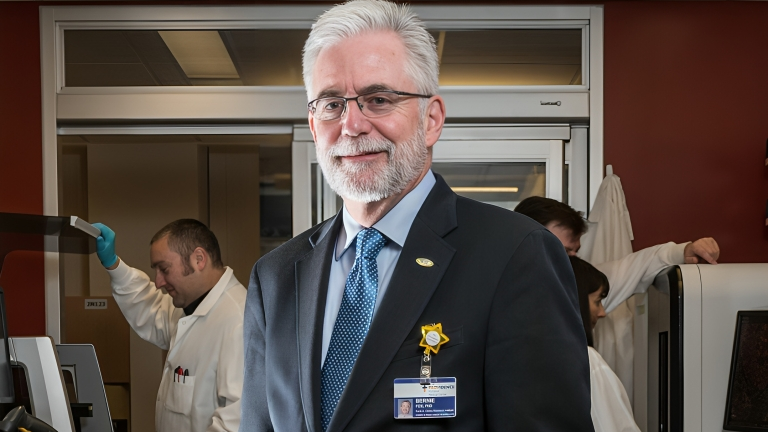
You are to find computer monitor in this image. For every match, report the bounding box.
[724,311,768,431]
[0,288,14,403]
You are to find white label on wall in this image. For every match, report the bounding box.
[85,299,107,310]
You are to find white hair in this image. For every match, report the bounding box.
[302,0,440,100]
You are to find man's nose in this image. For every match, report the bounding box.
[155,272,165,288]
[340,99,372,137]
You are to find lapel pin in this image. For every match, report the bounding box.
[416,258,434,267]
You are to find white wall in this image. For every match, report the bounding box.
[209,145,260,287]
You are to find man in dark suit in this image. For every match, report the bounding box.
[240,1,594,431]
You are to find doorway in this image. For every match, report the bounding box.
[57,131,291,432]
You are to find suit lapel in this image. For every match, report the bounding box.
[326,175,458,432]
[296,215,343,432]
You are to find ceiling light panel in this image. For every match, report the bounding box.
[159,31,239,79]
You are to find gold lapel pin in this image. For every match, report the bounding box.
[416,258,434,267]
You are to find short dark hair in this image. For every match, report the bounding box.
[569,256,609,347]
[514,196,587,237]
[150,219,224,275]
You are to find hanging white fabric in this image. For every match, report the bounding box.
[578,164,635,404]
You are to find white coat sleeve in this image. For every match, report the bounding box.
[589,347,641,432]
[595,242,687,313]
[208,319,244,431]
[108,259,175,350]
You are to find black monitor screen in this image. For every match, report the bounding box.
[724,311,768,431]
[0,288,13,403]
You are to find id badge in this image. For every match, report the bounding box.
[393,378,456,419]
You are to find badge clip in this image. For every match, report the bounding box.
[419,323,449,355]
[419,323,449,384]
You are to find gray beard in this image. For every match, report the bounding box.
[317,128,428,204]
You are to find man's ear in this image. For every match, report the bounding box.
[191,247,207,271]
[308,111,318,144]
[424,96,446,149]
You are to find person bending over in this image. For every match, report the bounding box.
[570,256,640,432]
[515,196,720,313]
[92,219,245,432]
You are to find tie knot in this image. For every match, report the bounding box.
[355,228,386,259]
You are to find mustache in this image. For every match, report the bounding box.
[328,136,395,159]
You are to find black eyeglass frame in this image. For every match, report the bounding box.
[307,90,433,120]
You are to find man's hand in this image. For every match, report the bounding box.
[684,237,720,264]
[92,223,119,269]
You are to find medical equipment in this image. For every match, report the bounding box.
[0,213,113,432]
[644,264,768,432]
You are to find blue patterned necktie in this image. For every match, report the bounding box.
[320,228,387,431]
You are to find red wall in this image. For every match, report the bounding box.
[604,1,768,263]
[0,3,45,336]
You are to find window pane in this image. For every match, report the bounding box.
[432,162,546,210]
[434,29,582,86]
[64,30,308,87]
[259,142,293,255]
[64,28,582,87]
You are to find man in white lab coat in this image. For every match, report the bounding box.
[514,197,720,319]
[92,219,245,432]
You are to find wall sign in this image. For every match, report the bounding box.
[85,299,107,310]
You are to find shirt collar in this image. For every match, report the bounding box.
[183,289,210,316]
[336,170,436,260]
[183,267,234,317]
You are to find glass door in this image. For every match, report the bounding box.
[57,127,292,432]
[292,125,567,233]
[432,162,546,211]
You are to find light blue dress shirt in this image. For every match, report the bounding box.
[320,170,437,366]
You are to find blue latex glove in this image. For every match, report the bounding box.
[92,223,118,268]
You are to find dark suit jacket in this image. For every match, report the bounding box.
[241,174,594,432]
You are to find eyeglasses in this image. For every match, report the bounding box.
[308,90,432,121]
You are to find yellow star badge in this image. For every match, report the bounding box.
[419,323,450,355]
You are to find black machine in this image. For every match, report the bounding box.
[0,407,56,432]
[0,289,13,405]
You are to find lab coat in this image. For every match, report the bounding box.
[596,242,687,314]
[108,260,246,432]
[589,346,640,432]
[578,165,634,266]
[579,165,636,400]
[582,167,689,404]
